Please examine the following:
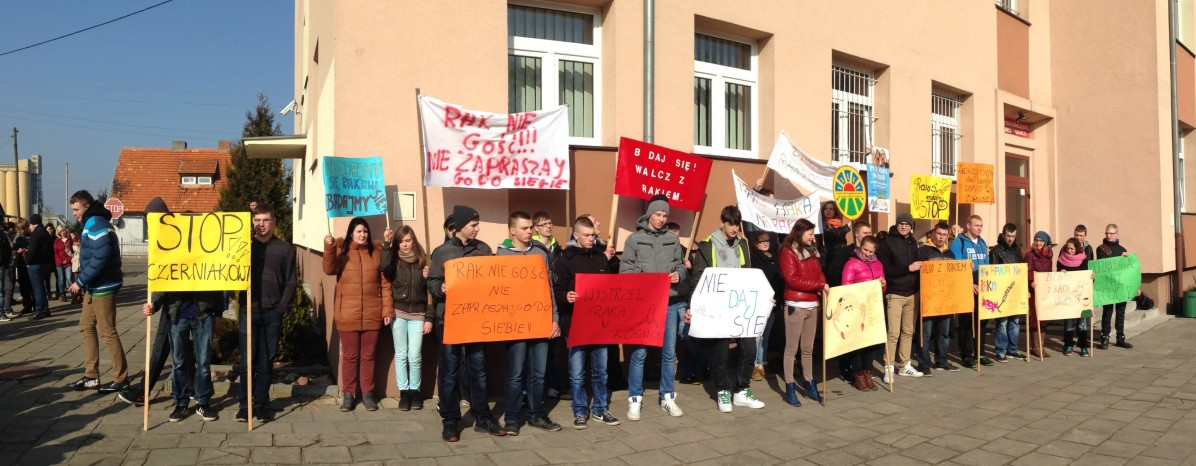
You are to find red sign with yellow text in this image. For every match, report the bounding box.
[613,137,712,212]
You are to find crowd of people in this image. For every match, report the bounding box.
[0,212,81,322]
[34,190,1137,437]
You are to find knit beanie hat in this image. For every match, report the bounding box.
[451,205,480,230]
[896,212,914,225]
[1034,230,1051,245]
[29,214,41,225]
[646,194,670,217]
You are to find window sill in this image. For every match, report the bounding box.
[996,5,1032,27]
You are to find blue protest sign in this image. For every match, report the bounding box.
[323,156,388,217]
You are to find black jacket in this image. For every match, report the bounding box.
[1097,239,1127,259]
[990,240,1024,265]
[919,244,955,262]
[240,236,297,313]
[26,225,54,267]
[151,291,223,323]
[824,244,857,288]
[379,246,429,316]
[750,248,784,301]
[553,244,616,315]
[877,226,920,296]
[427,237,493,319]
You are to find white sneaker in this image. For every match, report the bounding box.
[899,362,924,378]
[732,389,765,409]
[883,365,894,384]
[627,396,642,421]
[715,390,732,413]
[660,393,684,417]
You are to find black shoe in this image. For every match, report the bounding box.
[235,408,249,422]
[474,420,507,437]
[399,391,411,412]
[504,423,521,436]
[31,313,48,320]
[679,374,702,385]
[339,394,355,412]
[1098,335,1110,350]
[97,381,128,394]
[1114,340,1134,349]
[979,356,994,367]
[528,417,562,432]
[936,362,961,372]
[995,354,1009,363]
[573,414,588,429]
[117,387,144,406]
[196,405,218,421]
[961,357,976,369]
[69,377,100,391]
[410,393,424,410]
[442,424,459,442]
[253,407,271,422]
[169,405,188,422]
[362,393,379,412]
[592,411,621,426]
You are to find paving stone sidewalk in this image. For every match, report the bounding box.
[1,257,1195,465]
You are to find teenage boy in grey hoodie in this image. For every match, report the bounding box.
[496,211,562,435]
[619,194,686,420]
[689,206,765,412]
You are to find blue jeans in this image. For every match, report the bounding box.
[504,338,549,424]
[56,266,72,297]
[994,317,1021,356]
[171,315,213,407]
[920,316,952,367]
[754,305,777,365]
[391,318,424,391]
[236,311,281,408]
[27,264,49,316]
[569,345,609,416]
[435,320,493,426]
[0,267,13,314]
[628,301,682,400]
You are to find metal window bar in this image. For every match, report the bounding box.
[694,77,712,146]
[931,91,963,177]
[725,82,751,150]
[559,60,594,138]
[831,65,876,165]
[508,4,593,44]
[508,55,542,113]
[694,34,750,70]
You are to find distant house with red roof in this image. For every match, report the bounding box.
[109,140,233,254]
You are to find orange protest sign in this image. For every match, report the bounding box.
[957,162,994,204]
[920,260,973,317]
[443,255,553,344]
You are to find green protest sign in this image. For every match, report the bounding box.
[1089,254,1141,307]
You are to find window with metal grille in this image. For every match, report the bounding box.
[931,91,963,178]
[996,0,1019,16]
[508,3,600,142]
[831,64,876,166]
[694,32,757,157]
[1180,135,1187,212]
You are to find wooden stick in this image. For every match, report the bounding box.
[1089,314,1094,357]
[759,166,770,188]
[975,307,981,374]
[607,152,619,245]
[143,290,151,431]
[247,278,254,432]
[884,338,893,393]
[821,294,829,405]
[415,88,433,248]
[1036,318,1044,361]
[1025,316,1031,363]
[684,195,708,261]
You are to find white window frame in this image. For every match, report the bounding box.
[831,63,876,168]
[996,0,1018,16]
[508,1,602,146]
[693,31,759,159]
[1180,135,1186,212]
[197,176,213,185]
[180,176,196,185]
[931,91,963,179]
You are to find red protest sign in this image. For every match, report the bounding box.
[613,137,711,212]
[568,273,670,347]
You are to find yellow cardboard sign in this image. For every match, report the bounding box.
[910,174,953,220]
[148,212,251,292]
[823,279,887,359]
[978,264,1029,320]
[957,162,994,204]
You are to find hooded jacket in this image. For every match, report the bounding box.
[877,225,920,296]
[26,224,54,267]
[919,243,955,262]
[949,233,989,283]
[690,230,751,293]
[842,253,886,291]
[780,244,826,302]
[620,213,686,301]
[990,239,1025,265]
[553,243,616,315]
[75,202,123,295]
[379,245,428,316]
[428,236,493,320]
[496,238,559,323]
[324,239,393,332]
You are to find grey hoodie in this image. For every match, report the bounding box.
[496,239,560,323]
[620,213,687,300]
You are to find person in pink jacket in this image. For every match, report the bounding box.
[840,236,886,391]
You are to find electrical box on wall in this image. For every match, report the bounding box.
[391,191,417,221]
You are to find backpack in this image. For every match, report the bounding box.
[1135,291,1154,311]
